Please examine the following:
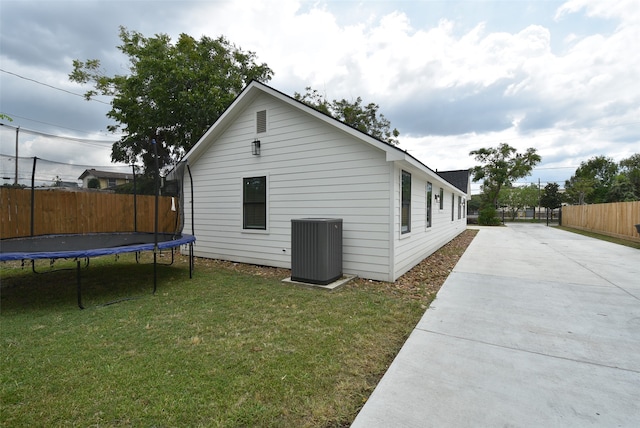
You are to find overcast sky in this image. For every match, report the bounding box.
[1,0,638,191]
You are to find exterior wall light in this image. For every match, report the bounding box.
[252,139,261,155]
[434,194,440,203]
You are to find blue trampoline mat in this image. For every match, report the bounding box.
[0,233,195,261]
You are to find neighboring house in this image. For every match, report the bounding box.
[78,169,133,189]
[182,81,469,282]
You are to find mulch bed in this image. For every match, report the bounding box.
[200,229,478,305]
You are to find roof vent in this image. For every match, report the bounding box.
[256,110,267,133]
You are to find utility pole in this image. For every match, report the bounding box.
[15,126,19,185]
[537,178,541,221]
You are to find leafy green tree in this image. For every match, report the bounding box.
[87,178,100,189]
[563,175,593,205]
[606,175,637,202]
[70,26,274,174]
[498,184,539,220]
[467,194,482,214]
[540,182,563,214]
[470,143,541,211]
[294,87,400,145]
[617,153,640,200]
[564,156,618,204]
[0,113,13,122]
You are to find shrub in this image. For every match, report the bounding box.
[478,206,501,226]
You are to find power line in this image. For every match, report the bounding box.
[0,68,111,105]
[0,122,117,146]
[0,112,118,138]
[0,152,134,170]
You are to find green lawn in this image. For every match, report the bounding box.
[554,226,640,249]
[1,250,436,427]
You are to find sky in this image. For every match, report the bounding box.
[1,0,639,192]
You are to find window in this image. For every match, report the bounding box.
[256,110,267,133]
[401,170,411,234]
[458,196,462,219]
[439,188,444,210]
[243,176,266,230]
[451,193,455,221]
[108,178,116,188]
[426,182,432,228]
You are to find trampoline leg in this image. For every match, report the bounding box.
[77,260,84,310]
[153,251,157,294]
[188,242,193,278]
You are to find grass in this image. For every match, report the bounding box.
[554,226,640,249]
[0,231,476,427]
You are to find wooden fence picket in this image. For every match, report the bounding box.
[1,188,180,239]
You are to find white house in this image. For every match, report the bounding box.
[182,81,469,282]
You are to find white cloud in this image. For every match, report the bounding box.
[1,0,637,190]
[555,0,640,25]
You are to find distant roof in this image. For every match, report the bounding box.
[437,169,470,194]
[78,169,133,181]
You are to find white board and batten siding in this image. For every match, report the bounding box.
[184,81,469,283]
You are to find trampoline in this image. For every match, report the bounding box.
[0,232,195,261]
[0,232,195,309]
[1,141,196,309]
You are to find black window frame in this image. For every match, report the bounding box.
[426,181,432,228]
[401,170,411,234]
[451,192,455,221]
[243,176,267,230]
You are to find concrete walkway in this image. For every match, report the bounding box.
[352,224,640,427]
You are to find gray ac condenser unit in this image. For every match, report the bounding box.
[291,218,342,285]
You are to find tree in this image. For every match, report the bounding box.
[564,156,618,204]
[88,178,100,189]
[70,27,274,174]
[606,174,636,202]
[617,153,640,200]
[498,184,539,220]
[540,182,563,215]
[294,87,400,145]
[563,175,593,205]
[470,143,541,210]
[467,194,482,213]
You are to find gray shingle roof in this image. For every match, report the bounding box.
[437,169,470,193]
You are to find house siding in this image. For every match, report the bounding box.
[186,93,393,280]
[391,164,467,280]
[184,83,469,283]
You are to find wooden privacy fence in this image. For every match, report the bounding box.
[561,201,640,242]
[1,188,180,239]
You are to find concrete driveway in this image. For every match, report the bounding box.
[352,223,640,427]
